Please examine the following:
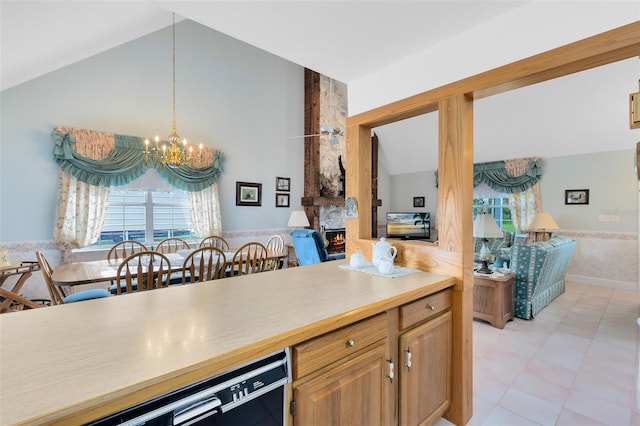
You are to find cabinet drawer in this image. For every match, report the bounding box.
[400,289,451,330]
[293,313,387,379]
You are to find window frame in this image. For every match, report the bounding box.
[473,196,514,233]
[94,189,196,247]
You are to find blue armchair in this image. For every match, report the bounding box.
[290,229,345,266]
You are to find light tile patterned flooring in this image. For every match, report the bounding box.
[469,281,640,426]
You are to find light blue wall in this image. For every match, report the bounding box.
[0,20,304,242]
[541,150,637,232]
[384,149,638,233]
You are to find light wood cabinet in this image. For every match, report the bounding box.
[291,313,391,425]
[293,342,389,425]
[399,310,452,426]
[291,288,453,426]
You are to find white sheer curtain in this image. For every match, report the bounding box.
[508,183,541,233]
[53,170,109,263]
[189,183,222,238]
[504,158,541,233]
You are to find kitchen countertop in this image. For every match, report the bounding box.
[0,261,454,425]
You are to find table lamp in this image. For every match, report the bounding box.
[528,212,559,242]
[473,212,504,274]
[287,211,310,228]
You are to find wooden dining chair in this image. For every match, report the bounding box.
[155,238,191,254]
[107,240,148,262]
[181,247,227,284]
[229,242,267,277]
[0,288,46,312]
[154,238,192,284]
[35,251,109,305]
[264,234,285,271]
[113,251,171,295]
[199,235,230,251]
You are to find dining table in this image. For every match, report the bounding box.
[51,250,287,287]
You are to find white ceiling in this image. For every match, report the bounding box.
[0,1,526,91]
[2,1,638,174]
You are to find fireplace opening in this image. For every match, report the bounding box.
[325,228,346,254]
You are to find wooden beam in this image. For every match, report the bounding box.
[303,69,321,229]
[348,21,640,129]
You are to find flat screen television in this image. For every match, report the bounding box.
[386,212,430,240]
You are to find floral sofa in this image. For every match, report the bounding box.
[509,235,576,319]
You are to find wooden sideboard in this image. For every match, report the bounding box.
[0,261,455,425]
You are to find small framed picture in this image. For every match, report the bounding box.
[276,177,290,192]
[413,196,425,208]
[236,182,262,206]
[275,193,290,208]
[565,189,589,205]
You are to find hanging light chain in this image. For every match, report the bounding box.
[172,12,177,131]
[143,12,205,168]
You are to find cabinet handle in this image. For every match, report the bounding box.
[404,348,412,369]
[347,338,355,347]
[387,358,394,383]
[427,304,435,311]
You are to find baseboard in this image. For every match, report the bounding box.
[566,273,638,292]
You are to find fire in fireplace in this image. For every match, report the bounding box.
[325,228,346,254]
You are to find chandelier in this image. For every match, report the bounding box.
[144,13,201,168]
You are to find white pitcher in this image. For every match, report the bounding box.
[372,238,397,267]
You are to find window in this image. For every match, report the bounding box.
[95,190,197,246]
[473,196,514,233]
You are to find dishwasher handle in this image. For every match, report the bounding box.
[173,395,222,425]
[117,388,221,426]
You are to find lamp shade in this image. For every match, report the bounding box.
[287,211,310,228]
[473,213,503,238]
[528,213,559,230]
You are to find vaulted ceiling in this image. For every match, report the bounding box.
[2,1,638,174]
[1,1,526,91]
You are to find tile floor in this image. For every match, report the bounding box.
[468,281,640,426]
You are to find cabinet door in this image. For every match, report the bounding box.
[399,311,452,426]
[293,343,389,426]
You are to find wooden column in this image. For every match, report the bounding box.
[371,132,381,237]
[345,122,372,244]
[302,69,321,229]
[438,94,475,425]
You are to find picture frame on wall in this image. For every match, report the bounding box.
[236,182,262,206]
[413,196,425,208]
[565,189,589,205]
[275,193,290,207]
[276,177,290,192]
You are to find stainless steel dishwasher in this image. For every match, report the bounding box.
[86,348,291,426]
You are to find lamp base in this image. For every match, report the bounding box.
[533,231,552,242]
[476,260,493,275]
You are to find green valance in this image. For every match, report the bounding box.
[52,129,224,192]
[435,158,541,193]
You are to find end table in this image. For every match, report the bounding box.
[473,272,514,329]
